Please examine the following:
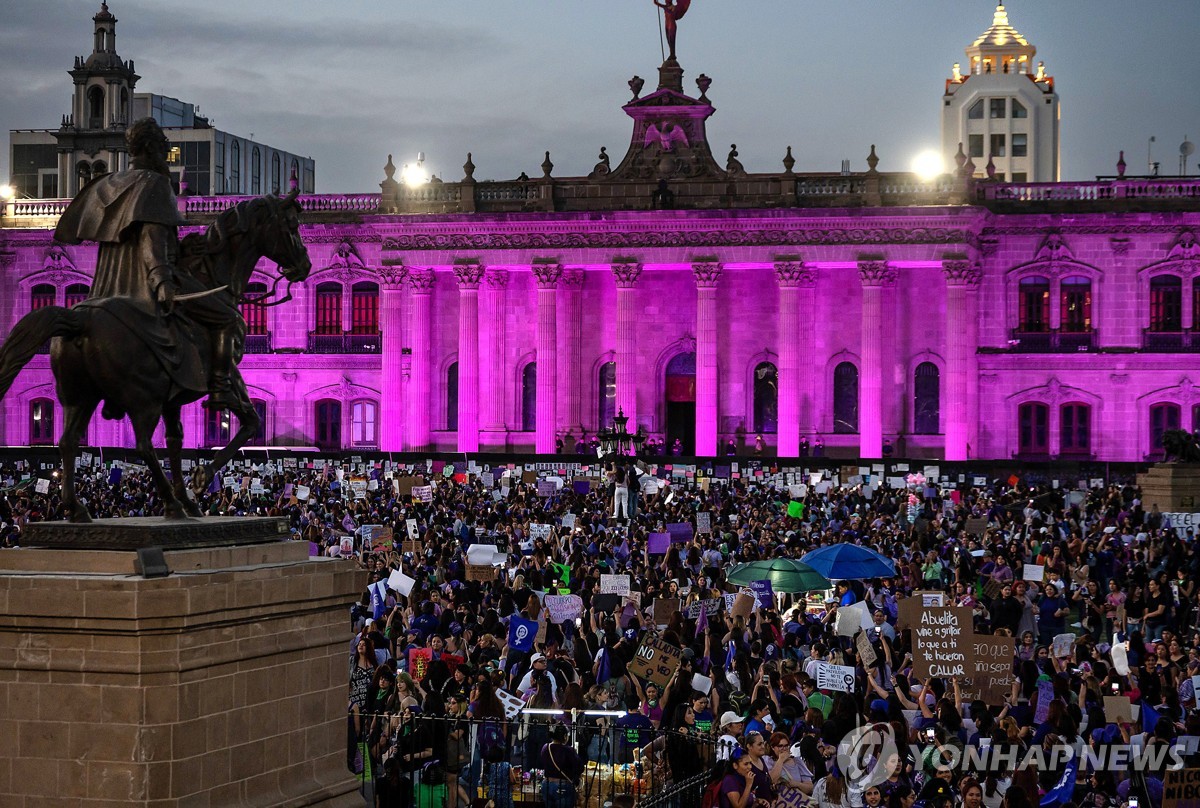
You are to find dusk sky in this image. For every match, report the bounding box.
[2,0,1197,193]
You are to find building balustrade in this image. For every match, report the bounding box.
[306,331,381,354]
[1141,329,1200,352]
[1009,328,1095,352]
[243,333,272,353]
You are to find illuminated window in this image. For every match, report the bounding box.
[315,399,341,451]
[1012,134,1028,157]
[1060,277,1092,333]
[1018,402,1049,454]
[204,407,232,447]
[446,363,459,431]
[30,284,55,311]
[1012,100,1028,119]
[30,398,54,445]
[64,283,89,308]
[968,100,984,119]
[753,362,778,434]
[241,282,268,335]
[597,361,616,429]
[1151,403,1181,452]
[314,282,342,335]
[350,282,379,334]
[1061,404,1091,454]
[913,363,940,435]
[245,399,268,447]
[833,362,858,434]
[1018,277,1050,332]
[351,400,377,446]
[521,363,537,432]
[990,98,1007,119]
[1150,276,1183,331]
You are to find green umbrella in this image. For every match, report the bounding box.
[726,559,831,594]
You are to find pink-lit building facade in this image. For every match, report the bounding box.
[3,6,1200,462]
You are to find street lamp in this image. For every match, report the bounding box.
[595,408,646,460]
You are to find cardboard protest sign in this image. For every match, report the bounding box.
[814,661,856,693]
[856,631,878,668]
[546,594,584,624]
[1104,695,1134,725]
[1163,768,1200,808]
[600,574,631,595]
[629,636,683,688]
[465,564,497,582]
[967,634,1014,703]
[731,593,756,620]
[654,597,681,627]
[911,605,973,680]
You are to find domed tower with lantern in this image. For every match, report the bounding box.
[942,4,1059,183]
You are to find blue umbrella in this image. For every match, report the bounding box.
[800,544,896,580]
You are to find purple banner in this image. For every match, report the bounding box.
[647,533,671,554]
[666,523,693,543]
[573,480,591,495]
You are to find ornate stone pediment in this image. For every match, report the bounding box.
[1168,230,1199,262]
[1034,231,1073,263]
[44,245,77,272]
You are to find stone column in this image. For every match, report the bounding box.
[378,266,407,451]
[479,268,509,442]
[858,261,896,459]
[775,261,812,457]
[559,269,585,435]
[406,269,435,451]
[533,263,562,454]
[454,262,484,453]
[943,260,982,461]
[612,261,643,430]
[693,261,722,456]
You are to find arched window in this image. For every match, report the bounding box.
[1150,402,1181,454]
[445,363,459,431]
[244,399,268,447]
[832,362,858,434]
[87,86,105,128]
[120,88,129,123]
[521,363,537,432]
[230,141,241,194]
[92,160,107,177]
[64,283,89,308]
[241,282,268,335]
[204,408,232,448]
[314,399,341,450]
[1060,403,1091,455]
[1018,402,1049,455]
[1018,276,1050,332]
[314,282,342,334]
[351,282,379,334]
[351,400,377,446]
[597,361,616,430]
[1150,276,1183,332]
[1060,276,1092,333]
[30,284,55,311]
[289,158,300,191]
[30,399,54,445]
[251,147,262,195]
[753,362,778,434]
[913,362,940,434]
[271,153,281,193]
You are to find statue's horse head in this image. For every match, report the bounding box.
[194,189,311,296]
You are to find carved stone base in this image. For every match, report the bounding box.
[21,515,289,551]
[1137,463,1200,511]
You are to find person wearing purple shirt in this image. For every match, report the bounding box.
[540,725,583,808]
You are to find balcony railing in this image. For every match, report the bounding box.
[1009,329,1095,352]
[243,333,272,353]
[980,178,1200,203]
[1142,329,1200,351]
[306,332,381,354]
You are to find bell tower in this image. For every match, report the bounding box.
[942,4,1059,182]
[55,2,141,196]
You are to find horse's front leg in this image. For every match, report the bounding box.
[200,378,260,495]
[59,401,99,523]
[164,403,202,517]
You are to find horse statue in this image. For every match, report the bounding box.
[0,191,310,522]
[1162,429,1200,463]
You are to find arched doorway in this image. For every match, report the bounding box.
[664,352,696,454]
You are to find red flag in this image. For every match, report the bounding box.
[1007,475,1019,488]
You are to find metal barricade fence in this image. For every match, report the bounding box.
[352,710,717,807]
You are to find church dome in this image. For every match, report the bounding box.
[973,4,1029,47]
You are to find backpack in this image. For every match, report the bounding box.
[479,720,505,763]
[700,776,724,808]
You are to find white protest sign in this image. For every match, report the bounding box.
[406,519,419,540]
[561,513,577,530]
[1164,513,1200,538]
[814,661,856,693]
[295,485,311,501]
[468,545,497,566]
[528,523,552,541]
[600,574,631,595]
[1111,635,1130,676]
[1023,564,1045,582]
[691,673,713,694]
[696,512,712,534]
[35,478,50,494]
[387,570,416,597]
[546,594,584,624]
[495,688,524,719]
[836,600,873,637]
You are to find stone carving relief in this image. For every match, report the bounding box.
[44,245,77,272]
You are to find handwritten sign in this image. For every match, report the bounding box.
[600,574,630,595]
[856,631,878,668]
[814,661,856,693]
[465,564,497,582]
[1163,768,1200,808]
[967,634,1014,703]
[411,485,433,503]
[653,597,681,627]
[546,594,584,624]
[1034,679,1055,724]
[696,512,712,534]
[1023,564,1045,583]
[528,523,552,541]
[912,606,973,680]
[685,597,724,619]
[629,636,683,688]
[537,480,556,498]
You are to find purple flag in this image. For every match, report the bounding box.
[666,523,693,543]
[647,533,670,555]
[108,466,122,485]
[342,513,357,533]
[695,604,707,638]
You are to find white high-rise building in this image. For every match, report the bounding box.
[942,4,1059,182]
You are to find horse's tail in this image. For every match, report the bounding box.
[0,305,84,401]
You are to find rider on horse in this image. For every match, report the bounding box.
[54,117,243,413]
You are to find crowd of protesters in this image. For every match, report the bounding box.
[2,453,1199,808]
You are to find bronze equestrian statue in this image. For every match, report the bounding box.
[0,118,311,522]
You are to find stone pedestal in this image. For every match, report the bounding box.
[0,519,364,807]
[1138,463,1200,511]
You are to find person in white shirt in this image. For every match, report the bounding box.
[716,711,744,762]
